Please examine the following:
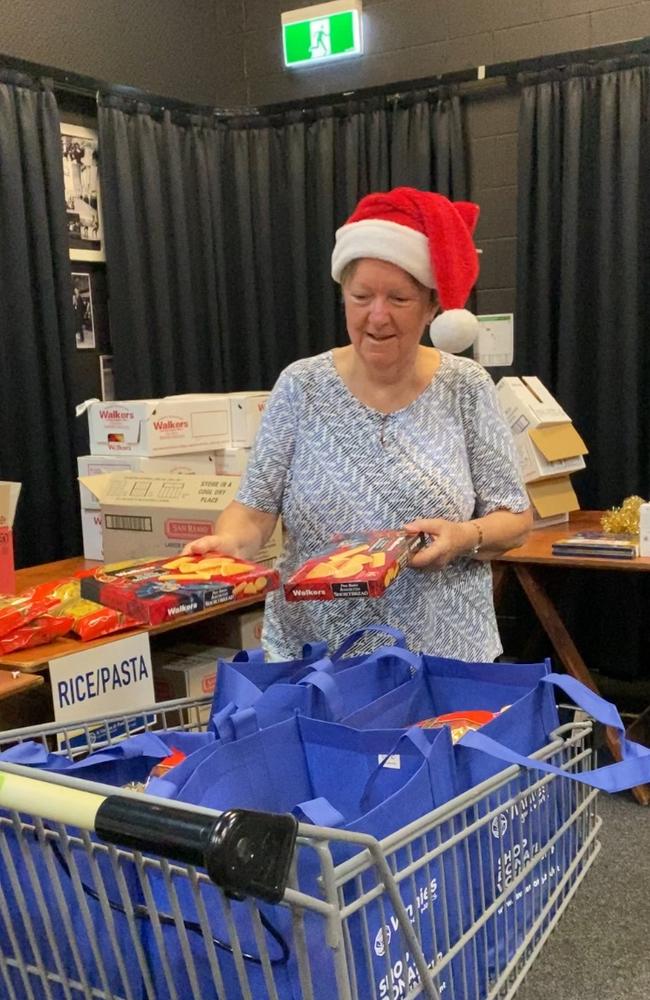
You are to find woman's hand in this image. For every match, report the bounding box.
[182,534,236,557]
[404,518,477,570]
[405,508,533,570]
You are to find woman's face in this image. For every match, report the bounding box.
[342,258,437,369]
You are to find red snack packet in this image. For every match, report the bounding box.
[146,748,187,783]
[0,615,75,654]
[415,710,498,743]
[0,595,58,639]
[72,604,143,642]
[27,579,143,642]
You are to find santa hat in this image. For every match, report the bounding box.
[331,187,481,353]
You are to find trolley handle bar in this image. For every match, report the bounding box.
[95,798,298,903]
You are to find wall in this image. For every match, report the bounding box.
[2,1,648,112]
[0,0,247,107]
[2,2,644,371]
[241,0,650,107]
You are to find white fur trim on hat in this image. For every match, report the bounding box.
[331,219,435,287]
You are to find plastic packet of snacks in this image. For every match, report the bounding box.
[415,708,511,743]
[80,554,281,626]
[24,578,143,642]
[0,594,58,639]
[0,614,75,654]
[284,530,429,602]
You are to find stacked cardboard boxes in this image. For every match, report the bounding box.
[78,392,269,560]
[496,377,588,529]
[0,482,21,593]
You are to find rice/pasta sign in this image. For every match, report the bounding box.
[282,0,363,67]
[50,632,154,727]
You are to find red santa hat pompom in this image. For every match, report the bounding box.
[331,187,481,353]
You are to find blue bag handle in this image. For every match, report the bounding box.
[296,670,345,720]
[293,796,346,828]
[360,726,432,813]
[213,704,262,743]
[232,648,265,664]
[331,624,407,659]
[301,640,328,660]
[233,641,328,664]
[293,728,430,830]
[214,667,345,741]
[0,732,172,770]
[459,672,650,793]
[305,645,420,677]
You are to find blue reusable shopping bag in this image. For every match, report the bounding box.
[0,728,214,783]
[0,728,215,1000]
[210,624,420,739]
[453,673,650,984]
[343,654,553,734]
[142,714,476,1000]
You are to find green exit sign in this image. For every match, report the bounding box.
[282,0,363,68]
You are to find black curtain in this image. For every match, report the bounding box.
[0,73,81,567]
[98,90,467,398]
[517,60,650,509]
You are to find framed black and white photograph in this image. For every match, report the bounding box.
[61,123,105,261]
[71,272,96,349]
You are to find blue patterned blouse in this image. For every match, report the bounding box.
[237,350,528,661]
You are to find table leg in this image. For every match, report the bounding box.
[509,564,650,807]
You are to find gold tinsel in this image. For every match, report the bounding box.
[600,495,647,534]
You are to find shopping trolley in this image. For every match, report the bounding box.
[0,696,600,1000]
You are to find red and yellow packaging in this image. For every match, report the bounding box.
[284,530,428,602]
[415,709,506,743]
[0,614,75,654]
[23,577,143,641]
[80,554,280,626]
[0,594,58,639]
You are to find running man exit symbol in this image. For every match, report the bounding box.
[310,19,331,57]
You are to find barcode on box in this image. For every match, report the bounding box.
[105,514,153,532]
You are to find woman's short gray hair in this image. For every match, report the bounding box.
[340,258,439,306]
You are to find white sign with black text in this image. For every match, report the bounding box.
[51,632,155,727]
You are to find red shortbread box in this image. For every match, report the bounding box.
[81,553,280,626]
[284,530,428,602]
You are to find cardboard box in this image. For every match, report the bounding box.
[87,395,231,456]
[515,426,587,483]
[81,508,104,561]
[497,376,570,431]
[210,448,251,476]
[80,472,282,565]
[153,643,238,720]
[531,509,570,531]
[78,453,220,509]
[527,477,580,519]
[81,555,280,626]
[210,607,264,649]
[228,392,269,448]
[0,482,21,594]
[285,531,427,602]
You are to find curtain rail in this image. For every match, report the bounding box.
[2,33,650,121]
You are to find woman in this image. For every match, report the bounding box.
[186,188,531,660]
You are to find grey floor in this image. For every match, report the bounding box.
[519,791,650,1000]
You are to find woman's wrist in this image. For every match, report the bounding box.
[463,520,483,558]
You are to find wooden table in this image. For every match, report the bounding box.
[0,557,264,675]
[493,510,650,805]
[0,670,43,702]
